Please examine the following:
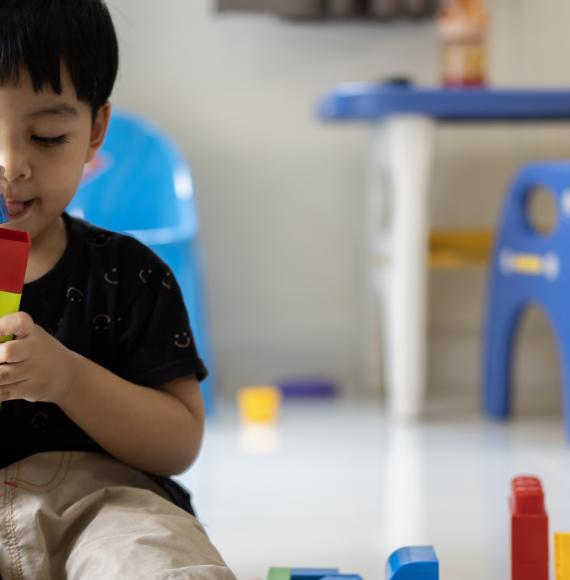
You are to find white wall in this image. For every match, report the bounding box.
[108,0,570,404]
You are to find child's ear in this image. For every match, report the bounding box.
[85,102,112,163]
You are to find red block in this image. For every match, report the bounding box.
[510,475,549,580]
[0,229,30,293]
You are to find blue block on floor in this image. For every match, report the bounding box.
[320,576,362,580]
[291,570,339,579]
[385,546,439,580]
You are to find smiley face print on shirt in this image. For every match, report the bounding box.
[174,331,192,349]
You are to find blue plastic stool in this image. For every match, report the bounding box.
[68,109,215,415]
[483,161,570,437]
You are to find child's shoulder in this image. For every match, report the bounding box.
[65,213,165,268]
[64,213,174,292]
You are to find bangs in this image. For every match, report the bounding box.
[0,0,118,112]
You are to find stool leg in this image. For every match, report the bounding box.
[483,292,525,419]
[550,314,570,440]
[559,341,570,441]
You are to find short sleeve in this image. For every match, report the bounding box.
[115,258,208,388]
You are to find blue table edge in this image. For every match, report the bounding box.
[318,84,570,122]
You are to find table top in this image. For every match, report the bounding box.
[318,83,570,122]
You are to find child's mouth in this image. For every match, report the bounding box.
[7,200,33,219]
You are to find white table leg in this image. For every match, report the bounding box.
[366,115,435,419]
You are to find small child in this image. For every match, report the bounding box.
[0,1,235,578]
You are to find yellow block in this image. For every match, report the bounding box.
[0,290,22,343]
[555,532,570,580]
[238,386,281,424]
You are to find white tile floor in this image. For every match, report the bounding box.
[176,394,570,580]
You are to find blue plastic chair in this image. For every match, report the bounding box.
[68,110,215,415]
[483,161,570,437]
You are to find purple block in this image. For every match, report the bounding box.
[277,377,338,399]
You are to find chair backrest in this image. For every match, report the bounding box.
[495,161,570,253]
[67,110,216,415]
[68,109,199,246]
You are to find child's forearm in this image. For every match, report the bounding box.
[57,352,205,476]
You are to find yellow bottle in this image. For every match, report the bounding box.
[437,0,488,87]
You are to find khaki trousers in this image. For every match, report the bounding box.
[0,452,236,580]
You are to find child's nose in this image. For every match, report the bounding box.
[0,147,31,183]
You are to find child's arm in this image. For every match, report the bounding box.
[0,311,205,476]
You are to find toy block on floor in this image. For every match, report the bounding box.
[239,386,281,424]
[277,377,338,399]
[385,546,439,580]
[555,532,570,580]
[291,570,339,579]
[268,569,292,580]
[510,475,548,580]
[267,569,361,580]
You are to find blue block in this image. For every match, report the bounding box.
[385,546,439,580]
[291,570,339,579]
[320,576,362,580]
[0,194,8,224]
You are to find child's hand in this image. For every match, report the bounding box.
[0,312,78,404]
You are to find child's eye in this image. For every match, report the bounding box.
[32,134,70,147]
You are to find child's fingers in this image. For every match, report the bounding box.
[0,337,27,364]
[0,361,28,385]
[0,380,28,402]
[0,312,33,340]
[0,367,29,404]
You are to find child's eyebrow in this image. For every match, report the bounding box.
[26,104,79,120]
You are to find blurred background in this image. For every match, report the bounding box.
[107,0,570,406]
[100,1,570,578]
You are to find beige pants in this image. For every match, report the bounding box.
[0,451,236,580]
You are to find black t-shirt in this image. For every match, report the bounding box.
[0,213,207,512]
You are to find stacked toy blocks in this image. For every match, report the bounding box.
[267,568,361,579]
[385,546,439,580]
[267,546,439,580]
[0,227,30,341]
[0,193,28,335]
[510,475,548,580]
[0,198,29,408]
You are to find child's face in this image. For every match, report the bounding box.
[0,64,109,241]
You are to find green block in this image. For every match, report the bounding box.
[0,290,21,343]
[268,568,291,580]
[0,289,21,314]
[0,290,20,407]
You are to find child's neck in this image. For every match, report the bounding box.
[25,217,67,284]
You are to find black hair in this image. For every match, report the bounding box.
[0,0,119,117]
